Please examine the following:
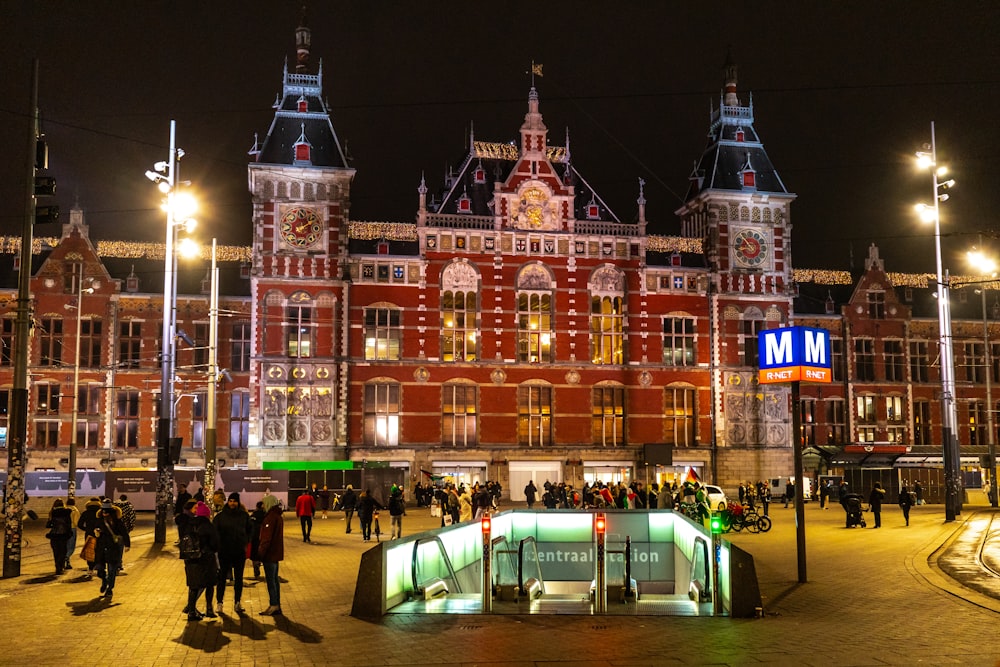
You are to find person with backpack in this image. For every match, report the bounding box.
[77,497,103,577]
[181,501,220,621]
[93,500,130,600]
[45,499,73,574]
[114,494,136,572]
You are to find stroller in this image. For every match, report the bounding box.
[842,493,867,528]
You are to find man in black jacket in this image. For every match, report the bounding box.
[214,492,252,613]
[174,483,192,544]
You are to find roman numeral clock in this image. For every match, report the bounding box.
[732,227,769,269]
[280,206,324,249]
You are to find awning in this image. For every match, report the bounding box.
[894,455,984,468]
[827,451,902,467]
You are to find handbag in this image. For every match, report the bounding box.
[80,535,97,562]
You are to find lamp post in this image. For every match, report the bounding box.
[203,239,219,501]
[968,245,998,507]
[66,275,94,502]
[915,121,961,521]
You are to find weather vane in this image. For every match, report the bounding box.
[527,60,543,87]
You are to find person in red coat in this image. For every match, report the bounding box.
[295,491,316,543]
[258,496,285,616]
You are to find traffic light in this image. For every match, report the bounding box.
[34,176,56,196]
[35,205,59,224]
[710,513,723,535]
[595,513,606,535]
[481,512,491,535]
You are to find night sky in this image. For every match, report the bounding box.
[2,1,999,275]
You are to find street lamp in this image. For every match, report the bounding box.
[146,120,196,544]
[203,238,219,502]
[915,120,961,521]
[66,275,94,502]
[968,246,998,507]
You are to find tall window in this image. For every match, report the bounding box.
[193,323,209,369]
[76,384,101,449]
[229,392,250,448]
[517,384,552,446]
[118,321,142,368]
[364,382,400,447]
[39,318,63,366]
[855,395,876,442]
[190,392,206,449]
[884,340,905,381]
[441,291,477,362]
[364,308,401,360]
[854,339,875,381]
[592,386,625,446]
[866,290,885,319]
[590,296,624,365]
[910,341,929,383]
[36,384,60,415]
[830,337,845,382]
[80,319,102,368]
[742,319,763,366]
[34,420,58,448]
[800,399,816,446]
[664,387,696,446]
[442,383,477,446]
[968,400,987,445]
[963,342,985,383]
[913,399,932,445]
[825,399,846,444]
[231,322,251,372]
[286,303,315,358]
[517,292,553,363]
[885,395,905,443]
[1,318,14,366]
[664,317,695,366]
[115,389,140,448]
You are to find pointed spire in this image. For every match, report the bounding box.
[295,7,311,73]
[723,46,739,106]
[469,120,475,151]
[637,177,647,231]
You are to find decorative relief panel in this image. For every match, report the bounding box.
[723,371,788,447]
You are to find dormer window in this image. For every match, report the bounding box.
[377,240,390,255]
[457,188,472,214]
[297,96,308,113]
[670,253,682,267]
[126,265,140,293]
[201,271,211,295]
[736,127,745,142]
[473,161,486,184]
[825,292,835,314]
[293,122,312,164]
[240,262,251,280]
[742,170,755,188]
[585,193,600,220]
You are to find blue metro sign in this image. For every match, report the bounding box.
[758,326,832,384]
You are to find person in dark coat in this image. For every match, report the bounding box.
[317,485,331,519]
[93,500,130,599]
[45,499,73,574]
[341,485,358,534]
[898,485,914,526]
[183,501,220,621]
[174,483,192,544]
[868,481,885,529]
[524,480,537,508]
[248,500,267,579]
[213,492,252,613]
[356,488,382,542]
[77,497,103,576]
[257,495,285,616]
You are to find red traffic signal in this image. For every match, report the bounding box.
[481,512,491,534]
[595,513,606,535]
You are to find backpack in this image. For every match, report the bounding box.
[47,515,70,537]
[178,532,202,560]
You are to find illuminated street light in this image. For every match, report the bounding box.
[915,121,961,521]
[147,120,197,544]
[66,276,95,503]
[968,244,998,507]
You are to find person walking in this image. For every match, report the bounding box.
[77,497,103,577]
[899,485,914,527]
[182,501,220,621]
[388,485,406,539]
[341,485,357,534]
[64,497,80,571]
[257,495,285,616]
[317,485,331,519]
[93,500,130,600]
[914,481,924,505]
[868,481,886,529]
[784,480,795,508]
[114,494,136,571]
[459,486,473,523]
[249,500,266,580]
[295,489,316,542]
[214,492,252,613]
[524,480,537,508]
[45,499,73,574]
[357,488,381,542]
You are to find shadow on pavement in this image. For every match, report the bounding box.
[218,611,270,640]
[272,615,322,643]
[67,596,114,616]
[175,621,233,653]
[22,574,60,585]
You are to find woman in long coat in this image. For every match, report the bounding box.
[183,501,220,621]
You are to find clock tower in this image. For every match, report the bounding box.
[246,13,355,465]
[675,52,797,478]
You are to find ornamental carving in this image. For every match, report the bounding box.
[517,264,552,289]
[565,370,580,385]
[264,420,284,441]
[414,367,430,383]
[442,261,479,290]
[491,369,507,385]
[639,371,653,387]
[312,420,333,442]
[589,266,625,293]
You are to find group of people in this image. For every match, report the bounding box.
[173,483,284,620]
[436,481,499,525]
[44,494,136,599]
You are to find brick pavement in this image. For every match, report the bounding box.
[0,500,998,666]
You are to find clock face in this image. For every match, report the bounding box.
[733,228,769,268]
[280,207,323,249]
